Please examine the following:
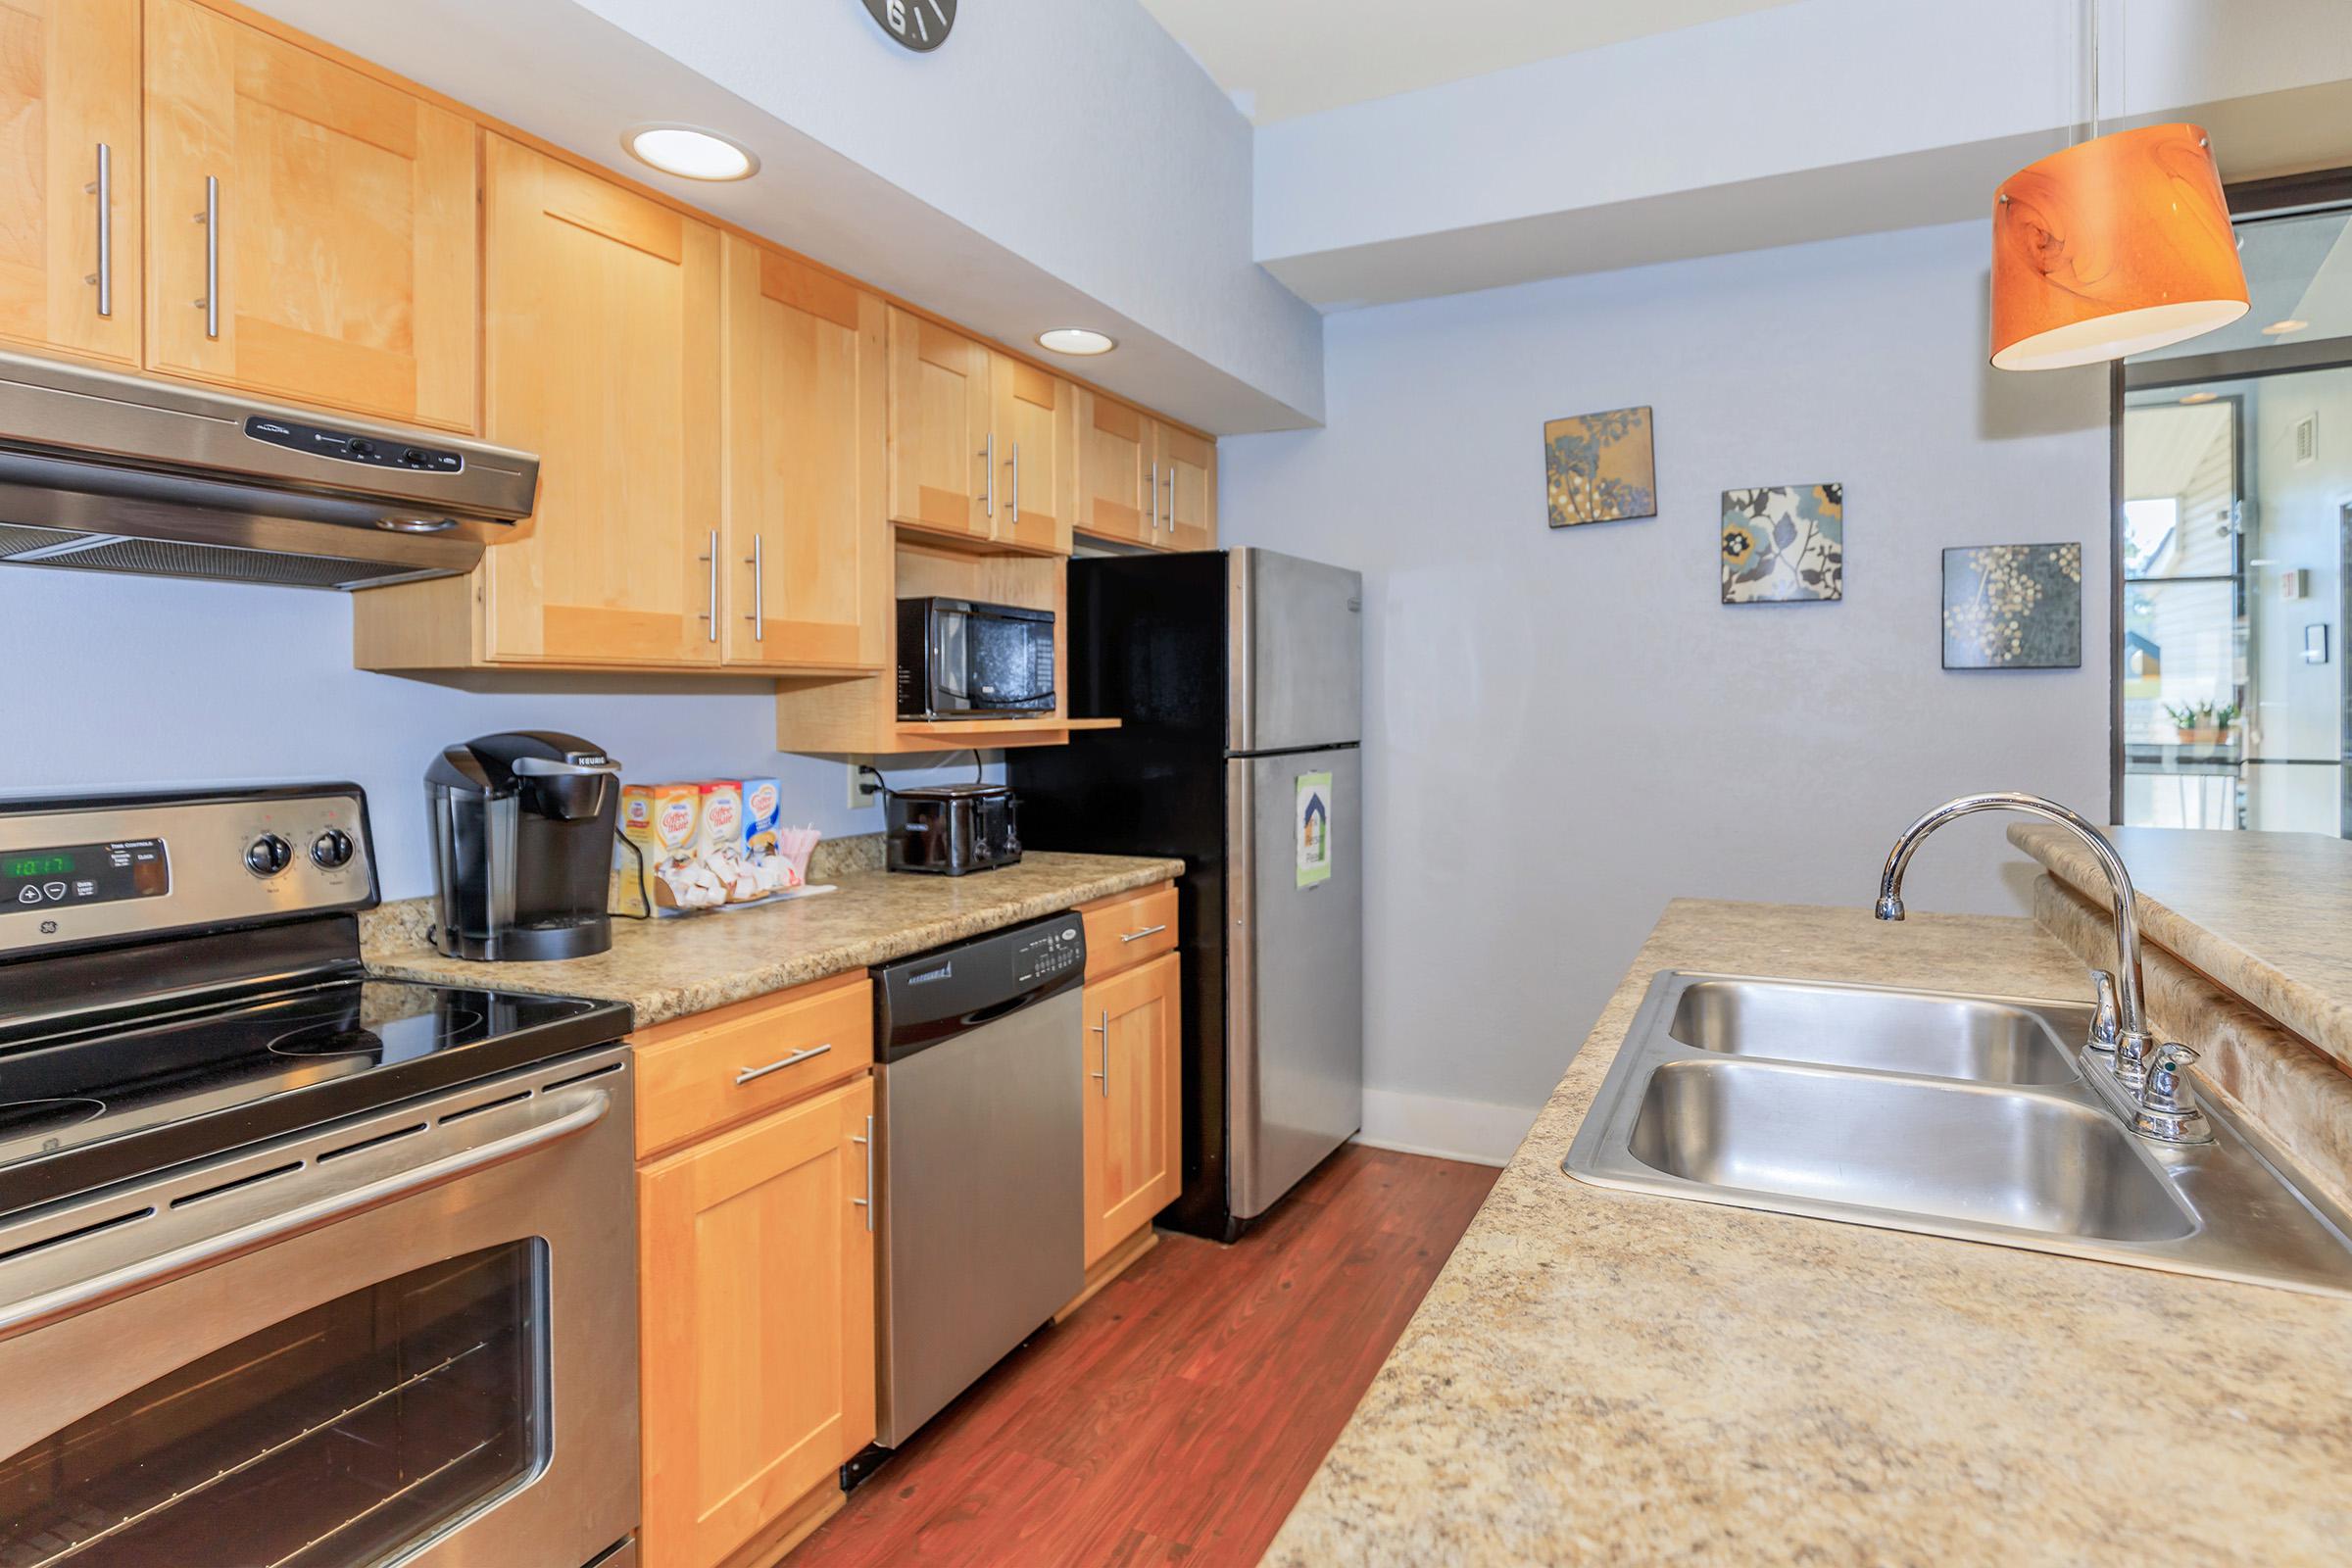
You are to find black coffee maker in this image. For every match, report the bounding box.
[425,731,621,960]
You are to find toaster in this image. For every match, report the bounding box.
[886,782,1021,876]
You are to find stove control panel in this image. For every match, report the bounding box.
[0,786,376,957]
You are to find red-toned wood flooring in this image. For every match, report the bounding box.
[788,1144,1499,1568]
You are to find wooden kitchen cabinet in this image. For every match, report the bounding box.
[1076,391,1218,552]
[1156,421,1217,552]
[887,305,1075,555]
[0,0,143,368]
[721,235,888,671]
[1075,388,1152,547]
[991,354,1076,554]
[885,307,993,543]
[477,133,721,666]
[141,0,476,429]
[1080,949,1182,1268]
[639,1072,876,1568]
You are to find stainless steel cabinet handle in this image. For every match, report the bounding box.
[699,529,717,641]
[745,534,764,642]
[1164,467,1176,532]
[733,1042,831,1085]
[84,143,112,317]
[1090,1009,1109,1098]
[851,1113,874,1232]
[1148,461,1159,533]
[1010,440,1020,525]
[982,431,996,518]
[196,174,220,338]
[1119,923,1168,943]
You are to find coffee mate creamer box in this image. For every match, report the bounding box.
[611,783,661,916]
[693,781,743,861]
[739,777,782,859]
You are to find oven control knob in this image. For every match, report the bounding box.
[244,833,293,877]
[311,828,355,870]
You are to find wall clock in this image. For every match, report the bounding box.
[862,0,955,52]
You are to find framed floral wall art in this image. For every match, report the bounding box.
[1941,543,2082,669]
[1544,406,1657,526]
[1721,484,1843,604]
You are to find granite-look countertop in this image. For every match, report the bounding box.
[2010,822,2352,1074]
[363,852,1183,1028]
[1264,899,2352,1567]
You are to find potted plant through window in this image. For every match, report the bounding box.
[2163,700,2241,746]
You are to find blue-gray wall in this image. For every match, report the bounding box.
[1220,219,2112,1145]
[0,569,987,900]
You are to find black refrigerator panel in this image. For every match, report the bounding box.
[1009,551,1242,1238]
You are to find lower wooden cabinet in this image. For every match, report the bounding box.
[638,1073,875,1568]
[1080,949,1182,1267]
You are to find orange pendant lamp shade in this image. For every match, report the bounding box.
[1990,122,2247,371]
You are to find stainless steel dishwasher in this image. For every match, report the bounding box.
[868,911,1087,1451]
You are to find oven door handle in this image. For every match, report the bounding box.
[0,1087,612,1341]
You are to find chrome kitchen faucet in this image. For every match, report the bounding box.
[1876,792,2211,1145]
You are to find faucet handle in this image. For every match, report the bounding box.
[2132,1043,2213,1145]
[2087,970,2121,1054]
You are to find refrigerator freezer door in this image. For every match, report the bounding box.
[1227,746,1363,1219]
[1229,550,1363,754]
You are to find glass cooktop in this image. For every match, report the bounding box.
[0,976,628,1216]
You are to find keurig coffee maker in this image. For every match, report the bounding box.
[425,731,620,960]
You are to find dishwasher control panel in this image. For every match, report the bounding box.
[1012,920,1085,987]
[875,910,1090,1058]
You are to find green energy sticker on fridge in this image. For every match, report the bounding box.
[1296,771,1333,888]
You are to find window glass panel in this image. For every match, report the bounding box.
[0,1242,546,1568]
[2123,579,2239,745]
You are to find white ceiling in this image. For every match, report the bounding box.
[1138,0,1806,123]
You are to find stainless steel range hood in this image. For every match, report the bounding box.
[0,350,539,591]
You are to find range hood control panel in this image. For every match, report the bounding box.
[244,416,465,474]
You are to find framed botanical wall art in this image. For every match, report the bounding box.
[1941,543,2082,669]
[1544,406,1656,526]
[1721,484,1843,604]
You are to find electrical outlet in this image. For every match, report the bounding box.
[846,758,877,811]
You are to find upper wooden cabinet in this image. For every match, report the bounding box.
[887,306,1078,555]
[142,0,476,429]
[722,236,887,671]
[1076,391,1218,552]
[991,355,1076,554]
[478,133,721,666]
[1076,389,1152,547]
[639,1074,876,1568]
[885,308,992,543]
[1156,422,1217,553]
[0,0,143,368]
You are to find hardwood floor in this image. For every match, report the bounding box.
[787,1145,1499,1567]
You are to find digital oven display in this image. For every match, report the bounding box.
[2,839,169,912]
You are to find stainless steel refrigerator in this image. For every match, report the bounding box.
[1007,548,1363,1241]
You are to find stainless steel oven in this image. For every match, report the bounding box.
[0,783,639,1568]
[0,1047,637,1568]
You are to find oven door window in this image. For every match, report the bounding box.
[0,1240,548,1568]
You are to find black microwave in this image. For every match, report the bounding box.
[897,597,1056,719]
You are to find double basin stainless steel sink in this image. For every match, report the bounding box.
[1563,973,2352,1297]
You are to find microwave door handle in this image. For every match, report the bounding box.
[0,1088,612,1339]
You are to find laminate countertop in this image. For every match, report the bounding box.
[1263,899,2352,1567]
[2009,823,2352,1074]
[362,852,1184,1028]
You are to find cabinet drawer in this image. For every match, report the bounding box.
[1080,883,1178,979]
[633,972,872,1156]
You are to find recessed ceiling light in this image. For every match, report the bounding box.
[2260,318,2310,335]
[1036,327,1116,357]
[621,123,759,181]
[2179,391,2219,404]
